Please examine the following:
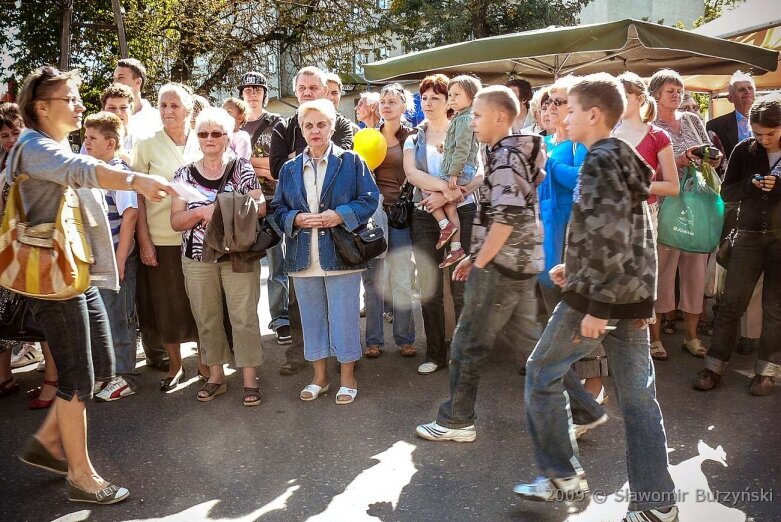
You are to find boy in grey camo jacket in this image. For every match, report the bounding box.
[516,74,678,522]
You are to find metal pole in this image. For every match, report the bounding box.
[59,0,73,69]
[112,0,129,58]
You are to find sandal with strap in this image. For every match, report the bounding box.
[399,344,417,357]
[27,379,58,399]
[363,345,381,358]
[650,341,669,361]
[335,386,358,405]
[0,377,20,398]
[300,383,330,401]
[197,382,226,402]
[243,387,261,407]
[682,339,707,358]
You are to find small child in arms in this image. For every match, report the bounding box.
[433,75,482,268]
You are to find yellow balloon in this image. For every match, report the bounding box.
[353,128,387,171]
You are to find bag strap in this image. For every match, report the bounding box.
[216,159,239,194]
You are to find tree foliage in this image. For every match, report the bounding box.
[1,0,389,104]
[691,0,747,29]
[383,0,592,51]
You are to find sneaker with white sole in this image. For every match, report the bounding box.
[417,362,438,374]
[36,359,46,372]
[416,421,476,442]
[513,475,589,502]
[11,343,42,368]
[623,506,679,522]
[95,377,136,402]
[574,413,609,440]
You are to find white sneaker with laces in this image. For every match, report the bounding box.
[574,413,609,440]
[11,343,43,368]
[513,475,589,502]
[623,506,679,522]
[415,421,476,442]
[95,376,136,402]
[417,362,438,374]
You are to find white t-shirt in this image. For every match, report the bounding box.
[128,98,162,147]
[403,135,474,207]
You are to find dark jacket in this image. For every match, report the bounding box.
[269,113,354,180]
[561,138,656,319]
[722,138,781,232]
[706,110,740,160]
[271,146,379,273]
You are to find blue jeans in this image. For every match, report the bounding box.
[265,221,289,331]
[525,302,675,512]
[28,287,114,401]
[99,251,139,388]
[364,225,415,347]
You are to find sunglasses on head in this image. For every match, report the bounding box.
[196,131,227,139]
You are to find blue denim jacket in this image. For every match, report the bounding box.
[271,146,380,272]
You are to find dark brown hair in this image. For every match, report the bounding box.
[568,73,626,130]
[749,92,781,129]
[117,58,147,89]
[0,102,24,132]
[505,78,532,108]
[17,66,82,129]
[100,82,134,111]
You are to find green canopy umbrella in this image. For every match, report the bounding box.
[362,19,779,85]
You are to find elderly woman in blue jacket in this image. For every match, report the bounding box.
[272,99,379,405]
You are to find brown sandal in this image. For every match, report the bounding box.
[399,344,416,357]
[197,382,226,402]
[243,387,261,407]
[364,345,381,358]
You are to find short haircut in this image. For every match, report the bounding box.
[100,83,134,111]
[749,91,781,129]
[729,70,756,93]
[192,94,211,116]
[84,111,123,150]
[448,75,482,102]
[326,73,343,89]
[475,86,520,121]
[222,97,249,121]
[529,86,550,115]
[549,75,579,97]
[380,83,414,112]
[505,78,532,108]
[195,107,235,138]
[357,92,380,120]
[419,73,449,97]
[297,98,336,125]
[617,71,656,123]
[117,58,147,89]
[158,82,194,112]
[17,66,81,128]
[648,68,684,100]
[0,102,24,132]
[294,66,328,89]
[568,73,626,130]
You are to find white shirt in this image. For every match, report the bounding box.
[128,98,162,148]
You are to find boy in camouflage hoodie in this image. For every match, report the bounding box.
[515,74,678,522]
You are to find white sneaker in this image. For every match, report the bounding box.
[574,414,609,440]
[623,506,679,522]
[417,362,438,374]
[513,475,589,502]
[10,343,42,368]
[95,376,136,402]
[36,359,46,372]
[415,421,476,442]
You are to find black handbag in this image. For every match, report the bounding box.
[331,221,387,266]
[388,181,414,229]
[0,288,46,342]
[249,218,281,254]
[715,229,735,268]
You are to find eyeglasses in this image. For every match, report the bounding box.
[42,96,83,106]
[196,131,227,139]
[549,98,568,108]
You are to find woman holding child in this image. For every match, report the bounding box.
[403,74,483,374]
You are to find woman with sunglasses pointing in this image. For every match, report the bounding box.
[12,66,176,505]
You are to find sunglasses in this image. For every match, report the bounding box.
[196,131,227,139]
[549,98,568,108]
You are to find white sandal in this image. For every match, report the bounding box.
[335,386,357,405]
[300,383,329,401]
[650,341,668,361]
[682,339,707,358]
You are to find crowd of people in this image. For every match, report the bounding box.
[1,55,778,521]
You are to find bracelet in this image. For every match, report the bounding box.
[125,173,136,191]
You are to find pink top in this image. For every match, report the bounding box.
[635,125,672,204]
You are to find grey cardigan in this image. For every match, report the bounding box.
[5,129,119,291]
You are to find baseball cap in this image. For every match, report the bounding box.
[238,72,268,95]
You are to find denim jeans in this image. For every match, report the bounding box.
[265,224,289,331]
[28,287,114,400]
[99,251,139,388]
[525,302,675,512]
[364,225,415,347]
[706,230,781,378]
[411,204,475,366]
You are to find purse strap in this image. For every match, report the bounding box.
[216,158,239,194]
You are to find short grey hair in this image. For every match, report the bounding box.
[293,67,328,89]
[729,70,755,93]
[195,107,235,139]
[297,99,336,124]
[158,82,194,112]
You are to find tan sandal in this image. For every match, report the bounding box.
[364,345,381,358]
[399,344,416,357]
[650,341,668,361]
[682,339,707,358]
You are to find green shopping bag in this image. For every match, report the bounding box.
[657,166,725,254]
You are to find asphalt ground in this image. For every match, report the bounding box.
[1,268,779,522]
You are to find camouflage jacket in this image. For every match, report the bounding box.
[561,137,656,319]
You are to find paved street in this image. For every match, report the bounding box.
[1,267,779,522]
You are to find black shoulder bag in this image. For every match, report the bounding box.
[388,181,415,229]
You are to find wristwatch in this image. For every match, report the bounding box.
[125,173,136,190]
